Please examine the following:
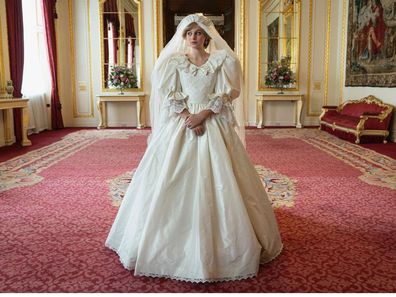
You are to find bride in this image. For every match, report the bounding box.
[105,13,283,283]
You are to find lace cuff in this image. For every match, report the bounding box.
[165,91,188,114]
[170,99,188,113]
[206,93,231,114]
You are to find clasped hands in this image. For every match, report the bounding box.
[180,109,213,136]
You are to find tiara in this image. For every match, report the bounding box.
[179,13,214,29]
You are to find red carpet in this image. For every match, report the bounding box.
[0,128,83,162]
[0,129,395,292]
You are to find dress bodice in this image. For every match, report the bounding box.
[158,50,241,125]
[177,57,218,104]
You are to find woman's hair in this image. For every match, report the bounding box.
[182,22,212,48]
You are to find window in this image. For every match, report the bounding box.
[21,0,50,132]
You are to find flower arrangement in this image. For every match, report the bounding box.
[265,56,296,93]
[108,65,137,93]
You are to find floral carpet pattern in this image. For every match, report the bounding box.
[0,130,148,193]
[0,128,395,293]
[250,129,396,190]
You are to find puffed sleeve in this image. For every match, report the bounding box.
[205,51,241,125]
[159,56,189,115]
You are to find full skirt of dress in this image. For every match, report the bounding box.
[105,103,283,282]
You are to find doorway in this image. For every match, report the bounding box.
[162,0,235,49]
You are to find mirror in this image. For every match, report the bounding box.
[258,0,300,91]
[99,0,142,91]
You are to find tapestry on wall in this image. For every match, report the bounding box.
[345,0,396,87]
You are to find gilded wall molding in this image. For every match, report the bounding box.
[307,0,332,116]
[239,0,246,73]
[87,0,94,117]
[339,0,347,105]
[323,0,331,106]
[137,0,144,91]
[256,0,263,91]
[306,0,314,116]
[99,0,144,92]
[0,8,7,94]
[154,0,162,58]
[68,0,77,117]
[239,0,247,119]
[256,0,301,91]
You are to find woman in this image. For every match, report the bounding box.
[105,14,283,283]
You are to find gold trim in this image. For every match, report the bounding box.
[136,0,144,91]
[99,0,144,93]
[339,0,347,105]
[320,120,390,144]
[240,0,246,73]
[240,0,247,120]
[68,0,77,118]
[320,122,390,136]
[323,0,331,106]
[320,95,393,144]
[154,0,162,58]
[99,0,105,95]
[87,0,94,117]
[338,95,394,120]
[257,0,263,91]
[0,11,5,94]
[257,0,301,92]
[306,0,317,116]
[297,0,302,90]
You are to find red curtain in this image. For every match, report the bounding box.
[41,0,64,129]
[5,0,24,141]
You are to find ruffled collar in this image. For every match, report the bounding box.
[170,50,228,76]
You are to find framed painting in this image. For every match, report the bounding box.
[345,0,396,87]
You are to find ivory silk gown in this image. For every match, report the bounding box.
[105,50,283,282]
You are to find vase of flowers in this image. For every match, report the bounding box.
[265,56,296,94]
[108,65,137,94]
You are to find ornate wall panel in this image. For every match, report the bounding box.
[68,0,94,118]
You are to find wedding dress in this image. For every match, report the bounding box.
[105,49,283,283]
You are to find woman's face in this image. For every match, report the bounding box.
[185,24,206,49]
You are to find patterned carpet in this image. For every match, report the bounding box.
[0,129,395,292]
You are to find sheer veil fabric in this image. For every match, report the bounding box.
[149,13,246,145]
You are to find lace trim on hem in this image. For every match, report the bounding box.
[106,243,258,283]
[106,243,283,283]
[134,271,258,283]
[105,243,136,270]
